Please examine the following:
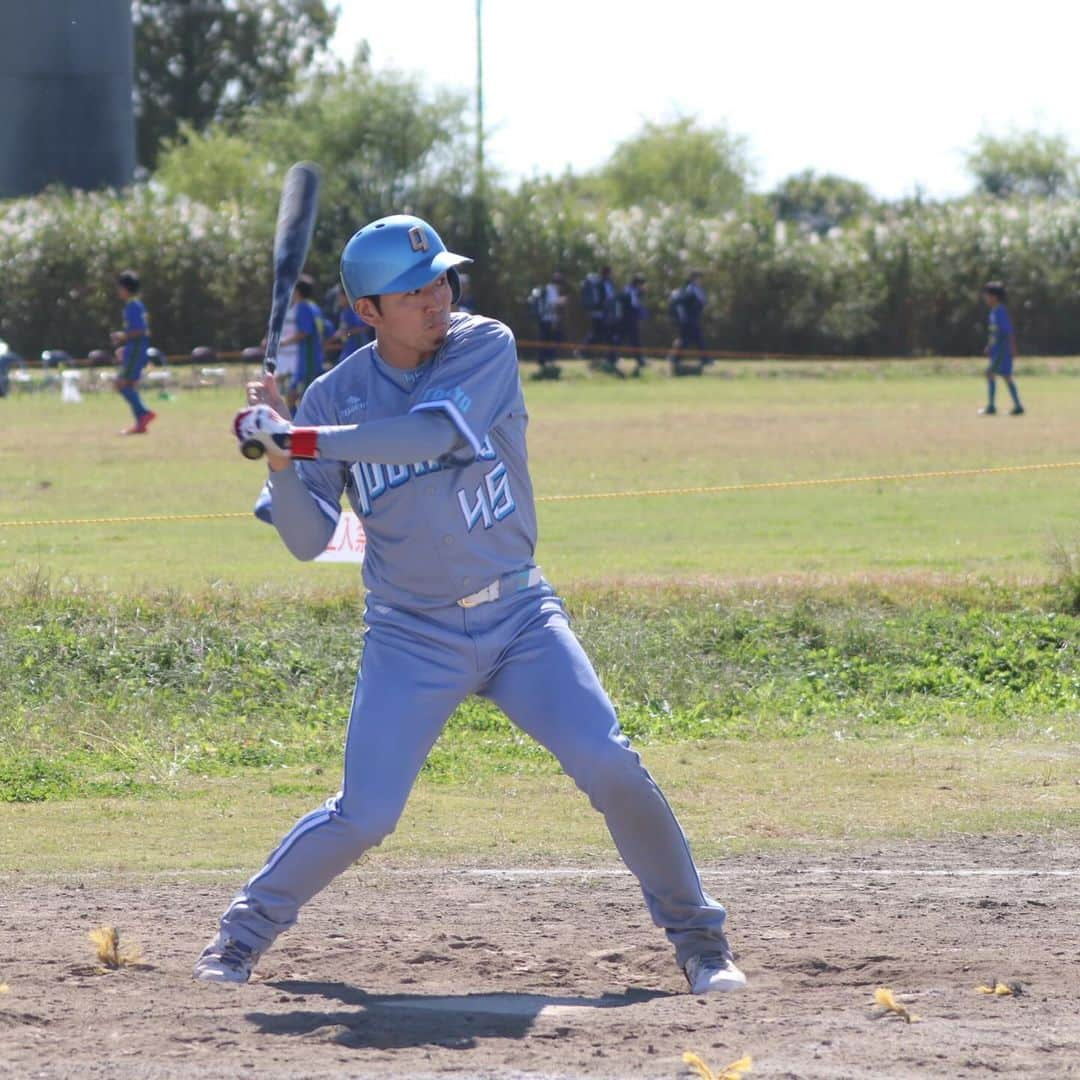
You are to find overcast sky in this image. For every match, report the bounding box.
[332,0,1080,200]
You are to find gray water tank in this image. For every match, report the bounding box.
[0,0,135,197]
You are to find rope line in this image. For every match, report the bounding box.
[2,460,1076,531]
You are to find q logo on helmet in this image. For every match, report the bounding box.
[408,225,429,253]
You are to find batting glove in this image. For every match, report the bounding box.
[232,404,319,462]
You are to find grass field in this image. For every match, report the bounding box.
[1,362,1079,872]
[2,362,1078,588]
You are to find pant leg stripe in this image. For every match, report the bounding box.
[247,806,335,887]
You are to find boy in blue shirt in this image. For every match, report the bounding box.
[110,270,155,434]
[979,282,1024,416]
[280,274,325,411]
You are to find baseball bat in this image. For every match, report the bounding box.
[241,161,322,461]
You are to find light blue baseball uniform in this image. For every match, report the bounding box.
[218,313,731,968]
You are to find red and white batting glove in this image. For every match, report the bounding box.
[232,404,319,462]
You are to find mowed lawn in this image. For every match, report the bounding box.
[1,363,1078,590]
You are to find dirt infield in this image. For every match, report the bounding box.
[1,835,1077,1079]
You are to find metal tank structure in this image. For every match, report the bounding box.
[0,0,135,197]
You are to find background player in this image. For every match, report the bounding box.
[110,270,155,434]
[195,214,747,997]
[279,273,325,411]
[979,281,1024,416]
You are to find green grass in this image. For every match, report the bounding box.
[1,364,1078,868]
[3,737,1078,873]
[1,580,1076,801]
[1,365,1078,588]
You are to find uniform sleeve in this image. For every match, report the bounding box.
[408,319,521,460]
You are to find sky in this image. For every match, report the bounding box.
[332,0,1080,201]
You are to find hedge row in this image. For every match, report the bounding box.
[3,187,1080,359]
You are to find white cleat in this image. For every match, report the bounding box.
[684,952,748,994]
[193,932,261,983]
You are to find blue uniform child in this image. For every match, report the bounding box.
[201,215,748,998]
[980,281,1024,415]
[281,273,325,411]
[111,270,156,434]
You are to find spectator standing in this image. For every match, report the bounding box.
[280,274,325,412]
[531,270,566,380]
[110,270,156,434]
[979,281,1024,416]
[677,271,708,362]
[619,273,648,376]
[582,265,620,375]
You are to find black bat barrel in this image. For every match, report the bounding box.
[0,0,135,197]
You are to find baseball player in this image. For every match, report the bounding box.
[195,215,746,997]
[979,281,1024,416]
[110,270,155,434]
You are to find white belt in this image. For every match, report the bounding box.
[457,567,542,608]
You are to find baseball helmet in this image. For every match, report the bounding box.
[339,215,472,305]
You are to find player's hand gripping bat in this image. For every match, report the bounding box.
[240,161,321,461]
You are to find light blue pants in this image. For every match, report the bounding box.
[219,581,729,967]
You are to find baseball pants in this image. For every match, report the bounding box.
[218,580,730,967]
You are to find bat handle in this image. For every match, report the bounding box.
[240,438,266,461]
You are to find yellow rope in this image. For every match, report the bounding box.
[0,460,1077,529]
[536,460,1080,502]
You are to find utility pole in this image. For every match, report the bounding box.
[471,0,489,303]
[475,0,485,197]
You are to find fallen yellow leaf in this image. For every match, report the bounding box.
[873,987,921,1023]
[719,1054,753,1079]
[682,1051,753,1079]
[683,1052,714,1080]
[88,926,142,970]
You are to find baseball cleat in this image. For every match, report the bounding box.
[1009,406,1025,415]
[193,933,261,983]
[977,405,997,415]
[684,951,747,994]
[136,410,158,432]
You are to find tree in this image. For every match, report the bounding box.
[593,116,754,215]
[154,58,478,286]
[964,131,1078,199]
[769,170,876,233]
[133,0,339,168]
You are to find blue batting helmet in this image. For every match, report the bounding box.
[339,215,472,305]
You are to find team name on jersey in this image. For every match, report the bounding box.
[348,437,515,535]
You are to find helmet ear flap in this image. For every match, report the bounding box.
[447,267,461,305]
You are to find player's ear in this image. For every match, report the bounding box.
[355,297,381,327]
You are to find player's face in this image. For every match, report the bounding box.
[363,275,453,368]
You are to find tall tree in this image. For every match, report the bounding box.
[964,130,1078,199]
[133,0,339,168]
[770,170,876,233]
[594,116,754,215]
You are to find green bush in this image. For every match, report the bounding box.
[6,164,1080,359]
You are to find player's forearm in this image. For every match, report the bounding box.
[310,412,464,465]
[234,406,465,468]
[264,465,337,560]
